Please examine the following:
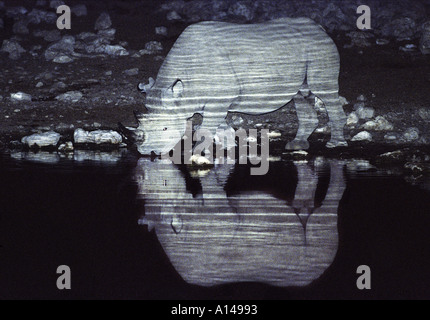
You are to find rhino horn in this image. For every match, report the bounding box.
[118,122,137,143]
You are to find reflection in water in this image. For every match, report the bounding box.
[135,157,346,287]
[11,151,61,164]
[10,150,126,164]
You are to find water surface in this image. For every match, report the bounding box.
[1,151,430,299]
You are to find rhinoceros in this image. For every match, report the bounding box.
[125,17,347,155]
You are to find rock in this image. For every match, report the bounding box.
[50,81,67,92]
[362,116,394,131]
[418,108,430,120]
[75,29,126,56]
[267,131,282,139]
[74,129,122,145]
[21,131,61,148]
[155,26,168,36]
[38,71,54,80]
[124,68,139,76]
[321,2,348,32]
[228,1,255,22]
[13,19,29,34]
[33,29,61,42]
[95,12,112,31]
[403,127,420,141]
[346,112,359,126]
[347,159,376,172]
[384,133,399,141]
[356,106,375,120]
[31,44,42,52]
[357,94,367,102]
[314,126,330,134]
[44,35,75,61]
[291,150,309,160]
[36,81,44,88]
[420,22,430,54]
[232,115,244,127]
[55,123,74,131]
[94,12,112,30]
[97,28,116,40]
[71,4,87,17]
[382,17,416,41]
[399,44,417,52]
[346,31,373,47]
[339,95,349,106]
[53,55,73,63]
[140,41,163,55]
[167,11,182,21]
[351,131,372,142]
[1,39,26,60]
[55,91,83,103]
[190,154,212,166]
[27,9,57,24]
[50,0,65,9]
[160,1,184,12]
[353,102,365,110]
[376,39,390,45]
[6,7,28,18]
[100,44,129,56]
[404,162,425,175]
[58,141,74,152]
[11,92,32,102]
[376,150,406,164]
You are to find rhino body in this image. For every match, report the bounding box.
[132,17,347,155]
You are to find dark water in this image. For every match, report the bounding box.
[1,151,430,300]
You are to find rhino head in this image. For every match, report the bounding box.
[123,78,189,156]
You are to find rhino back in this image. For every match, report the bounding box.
[156,18,338,115]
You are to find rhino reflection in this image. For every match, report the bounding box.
[135,157,345,287]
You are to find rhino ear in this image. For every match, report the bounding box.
[171,79,184,98]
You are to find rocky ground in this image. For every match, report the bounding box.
[1,0,430,175]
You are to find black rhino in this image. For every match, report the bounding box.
[126,17,347,155]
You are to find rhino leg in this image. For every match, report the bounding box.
[306,45,347,148]
[291,162,319,236]
[315,92,347,148]
[285,94,318,151]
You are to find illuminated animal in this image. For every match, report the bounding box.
[123,17,347,155]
